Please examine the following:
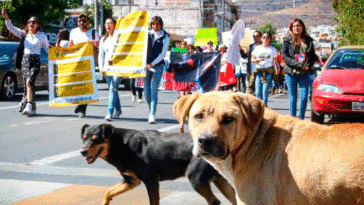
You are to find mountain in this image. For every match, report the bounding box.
[237,0,336,29]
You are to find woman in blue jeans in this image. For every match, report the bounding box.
[282,19,316,119]
[251,32,278,106]
[144,16,170,124]
[99,17,122,121]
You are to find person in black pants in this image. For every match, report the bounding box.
[130,78,143,103]
[69,14,100,118]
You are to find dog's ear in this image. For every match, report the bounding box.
[173,93,201,133]
[81,124,90,138]
[232,92,265,133]
[101,124,114,139]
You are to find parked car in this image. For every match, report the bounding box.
[311,46,364,123]
[0,41,48,100]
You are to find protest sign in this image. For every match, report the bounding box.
[161,52,221,93]
[48,42,99,107]
[194,28,218,47]
[104,11,150,77]
[226,19,245,66]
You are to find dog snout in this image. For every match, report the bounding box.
[80,149,88,157]
[198,135,215,148]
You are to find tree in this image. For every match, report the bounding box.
[254,21,282,51]
[333,0,364,46]
[84,0,112,34]
[0,0,79,33]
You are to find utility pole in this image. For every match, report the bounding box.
[99,0,104,35]
[94,0,98,30]
[221,0,225,32]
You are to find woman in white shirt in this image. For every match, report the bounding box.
[251,32,278,106]
[2,9,49,116]
[98,17,123,121]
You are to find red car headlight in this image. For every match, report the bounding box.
[316,84,343,94]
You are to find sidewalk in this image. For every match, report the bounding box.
[3,178,233,205]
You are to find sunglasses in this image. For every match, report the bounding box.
[28,21,37,24]
[78,19,87,23]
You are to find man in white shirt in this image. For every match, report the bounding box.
[69,14,100,118]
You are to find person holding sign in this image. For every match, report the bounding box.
[145,16,170,124]
[69,14,100,118]
[2,9,49,116]
[99,17,123,121]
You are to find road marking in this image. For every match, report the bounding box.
[0,95,131,111]
[28,150,82,166]
[27,125,182,166]
[10,118,80,127]
[158,125,181,132]
[0,161,120,177]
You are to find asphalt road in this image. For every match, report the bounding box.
[0,84,362,205]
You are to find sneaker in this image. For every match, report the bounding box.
[105,113,113,121]
[22,103,35,116]
[113,110,122,119]
[74,105,81,114]
[18,101,26,113]
[138,98,143,103]
[132,95,136,102]
[79,112,86,118]
[148,115,156,124]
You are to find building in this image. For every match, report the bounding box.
[108,0,240,43]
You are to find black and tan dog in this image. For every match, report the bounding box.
[80,124,236,205]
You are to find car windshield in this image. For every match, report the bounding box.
[326,49,364,69]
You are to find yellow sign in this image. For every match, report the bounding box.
[105,11,150,77]
[194,28,218,47]
[49,42,93,60]
[48,42,99,107]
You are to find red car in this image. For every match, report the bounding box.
[311,46,364,123]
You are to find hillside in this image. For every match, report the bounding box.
[239,0,336,28]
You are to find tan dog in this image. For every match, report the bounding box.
[173,91,364,205]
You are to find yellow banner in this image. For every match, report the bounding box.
[115,11,149,30]
[54,72,93,84]
[49,42,93,61]
[48,42,99,107]
[54,60,91,74]
[105,11,149,77]
[116,31,146,43]
[110,54,144,67]
[54,82,94,98]
[115,43,145,53]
